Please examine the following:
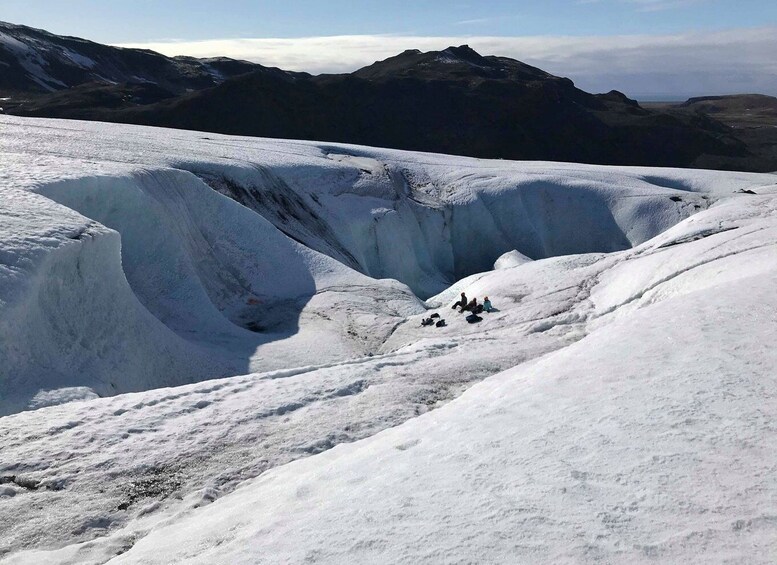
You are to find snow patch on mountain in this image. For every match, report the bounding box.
[436,46,487,68]
[59,47,96,69]
[0,29,65,91]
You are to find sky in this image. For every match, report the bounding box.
[1,0,776,98]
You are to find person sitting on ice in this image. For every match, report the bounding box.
[463,297,478,312]
[483,296,493,312]
[451,292,467,310]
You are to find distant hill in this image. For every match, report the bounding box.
[0,20,260,97]
[680,93,777,111]
[679,94,777,126]
[3,21,775,172]
[649,94,777,172]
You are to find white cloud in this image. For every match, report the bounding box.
[578,0,708,11]
[624,0,706,11]
[117,26,777,98]
[455,18,499,26]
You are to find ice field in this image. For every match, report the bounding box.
[1,116,776,563]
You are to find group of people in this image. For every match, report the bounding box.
[419,292,495,328]
[451,292,492,315]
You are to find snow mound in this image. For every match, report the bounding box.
[493,249,533,269]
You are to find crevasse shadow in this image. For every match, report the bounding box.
[27,168,316,403]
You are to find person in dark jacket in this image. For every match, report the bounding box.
[463,297,478,312]
[452,292,467,310]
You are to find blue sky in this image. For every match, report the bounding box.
[1,1,776,97]
[2,0,775,43]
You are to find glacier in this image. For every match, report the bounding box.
[0,115,776,564]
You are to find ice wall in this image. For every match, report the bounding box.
[0,187,227,416]
[0,168,407,415]
[198,157,709,298]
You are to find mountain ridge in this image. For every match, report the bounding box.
[99,45,754,170]
[0,20,262,95]
[2,21,775,171]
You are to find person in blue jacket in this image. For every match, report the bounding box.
[483,296,493,312]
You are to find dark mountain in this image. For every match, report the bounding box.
[0,20,259,97]
[3,21,774,171]
[351,45,557,83]
[3,81,181,117]
[646,94,777,172]
[93,45,758,170]
[680,93,777,110]
[678,94,777,127]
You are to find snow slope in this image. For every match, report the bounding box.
[110,240,777,565]
[1,115,776,563]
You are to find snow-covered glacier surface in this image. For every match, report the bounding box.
[1,115,776,564]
